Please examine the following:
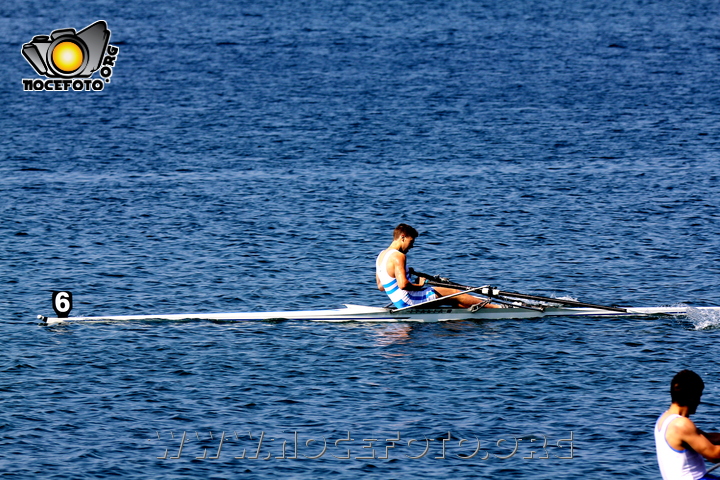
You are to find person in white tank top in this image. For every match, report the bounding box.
[375,224,503,309]
[655,370,720,480]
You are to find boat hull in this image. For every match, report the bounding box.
[38,304,719,325]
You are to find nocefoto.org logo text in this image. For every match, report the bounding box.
[21,20,119,92]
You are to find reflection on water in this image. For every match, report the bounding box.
[371,320,499,355]
[372,323,412,354]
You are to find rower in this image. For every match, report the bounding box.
[375,224,502,309]
[655,370,720,480]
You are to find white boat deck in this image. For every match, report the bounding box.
[39,304,720,325]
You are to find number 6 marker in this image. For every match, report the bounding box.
[52,291,73,318]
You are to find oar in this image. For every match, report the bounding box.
[392,285,546,313]
[707,463,720,474]
[411,269,628,313]
[391,285,490,312]
[404,271,543,311]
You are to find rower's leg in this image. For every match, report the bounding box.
[433,287,503,309]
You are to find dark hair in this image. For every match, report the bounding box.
[393,223,419,240]
[671,369,704,406]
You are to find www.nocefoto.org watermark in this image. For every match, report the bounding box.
[151,430,574,461]
[21,20,119,91]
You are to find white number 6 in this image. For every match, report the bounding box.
[52,291,73,318]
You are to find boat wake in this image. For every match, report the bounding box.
[686,306,720,330]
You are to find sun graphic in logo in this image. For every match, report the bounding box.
[51,41,84,73]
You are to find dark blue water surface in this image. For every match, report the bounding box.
[2,0,720,478]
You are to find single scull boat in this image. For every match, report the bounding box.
[37,288,720,325]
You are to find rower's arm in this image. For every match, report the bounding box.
[391,252,426,291]
[699,430,720,445]
[678,421,720,462]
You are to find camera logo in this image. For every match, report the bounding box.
[21,20,120,91]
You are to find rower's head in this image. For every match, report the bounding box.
[671,369,704,414]
[393,223,418,253]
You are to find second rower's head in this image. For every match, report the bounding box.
[671,369,704,414]
[393,223,418,253]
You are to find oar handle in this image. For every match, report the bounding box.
[409,269,450,284]
[411,269,495,293]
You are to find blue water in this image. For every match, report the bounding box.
[2,0,720,478]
